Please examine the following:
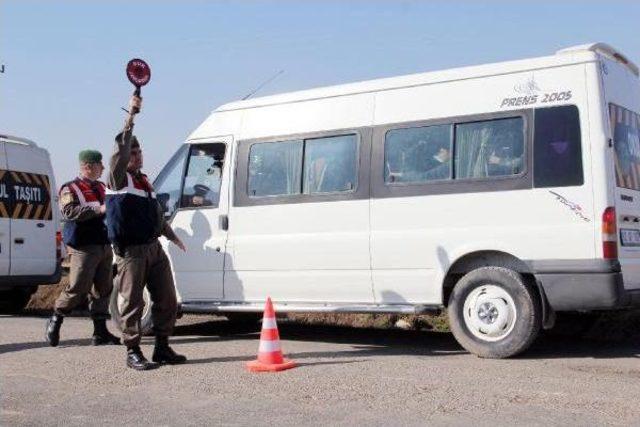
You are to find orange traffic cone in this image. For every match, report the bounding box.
[246,297,297,372]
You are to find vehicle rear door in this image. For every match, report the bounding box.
[609,102,640,290]
[604,57,640,290]
[4,142,56,276]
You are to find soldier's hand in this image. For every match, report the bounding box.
[98,205,106,215]
[129,95,142,115]
[173,237,186,252]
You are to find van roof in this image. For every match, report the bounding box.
[215,42,637,113]
[0,134,39,147]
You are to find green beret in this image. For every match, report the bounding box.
[79,149,103,164]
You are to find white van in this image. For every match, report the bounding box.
[147,43,640,358]
[0,135,62,311]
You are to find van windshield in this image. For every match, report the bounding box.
[611,104,640,190]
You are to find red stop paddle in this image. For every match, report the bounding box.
[126,58,151,96]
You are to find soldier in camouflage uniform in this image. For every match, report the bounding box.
[45,150,120,347]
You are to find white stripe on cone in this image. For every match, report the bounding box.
[258,340,282,353]
[262,317,277,329]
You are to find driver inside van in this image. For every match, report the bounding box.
[185,152,223,207]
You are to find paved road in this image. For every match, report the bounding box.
[1,315,640,426]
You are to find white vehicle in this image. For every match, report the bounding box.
[0,134,62,311]
[147,43,639,358]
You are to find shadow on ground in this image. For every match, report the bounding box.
[2,315,639,361]
[171,316,640,361]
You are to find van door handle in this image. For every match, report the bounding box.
[14,238,24,244]
[219,215,229,231]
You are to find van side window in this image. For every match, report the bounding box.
[534,105,583,188]
[154,144,189,217]
[454,117,524,179]
[303,134,357,193]
[181,143,226,208]
[248,140,303,197]
[384,125,452,183]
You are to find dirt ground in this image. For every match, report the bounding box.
[23,271,451,332]
[21,274,640,343]
[25,277,70,313]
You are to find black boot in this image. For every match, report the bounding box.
[152,336,187,365]
[92,319,121,346]
[45,314,63,347]
[126,346,158,371]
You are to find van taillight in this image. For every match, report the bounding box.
[56,231,62,260]
[602,207,618,259]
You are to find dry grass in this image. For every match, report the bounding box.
[286,312,450,332]
[25,276,68,313]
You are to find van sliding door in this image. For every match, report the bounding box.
[226,130,373,304]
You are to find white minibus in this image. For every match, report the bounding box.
[0,134,62,311]
[123,43,640,358]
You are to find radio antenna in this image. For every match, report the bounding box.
[242,70,284,100]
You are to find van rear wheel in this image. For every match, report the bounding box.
[448,267,541,359]
[109,286,154,335]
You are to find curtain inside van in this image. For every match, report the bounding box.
[455,124,492,179]
[455,117,524,179]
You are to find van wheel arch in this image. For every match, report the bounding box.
[448,266,542,358]
[442,250,553,329]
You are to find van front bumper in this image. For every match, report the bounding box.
[0,261,62,291]
[528,259,640,311]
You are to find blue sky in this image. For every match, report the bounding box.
[1,1,639,186]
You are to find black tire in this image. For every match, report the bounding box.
[448,267,541,359]
[0,287,37,313]
[224,312,261,325]
[109,285,154,335]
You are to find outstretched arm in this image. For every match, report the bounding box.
[109,96,141,190]
[161,219,186,252]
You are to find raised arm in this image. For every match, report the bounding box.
[109,96,141,190]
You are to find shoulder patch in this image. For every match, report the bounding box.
[60,190,75,206]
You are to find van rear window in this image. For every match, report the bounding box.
[610,104,640,191]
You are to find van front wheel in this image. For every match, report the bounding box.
[448,267,541,359]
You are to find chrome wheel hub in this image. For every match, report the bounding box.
[463,284,517,342]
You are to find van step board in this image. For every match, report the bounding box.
[180,301,442,315]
